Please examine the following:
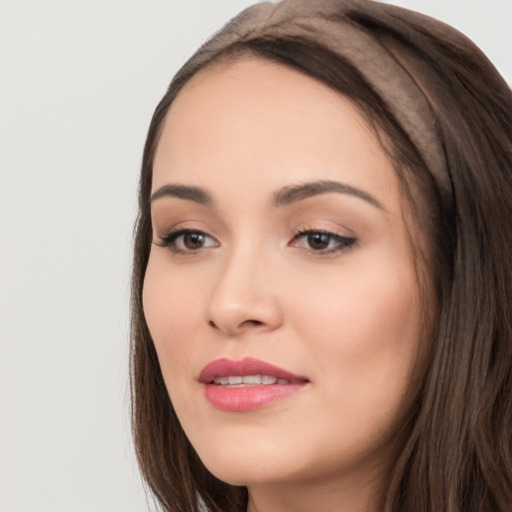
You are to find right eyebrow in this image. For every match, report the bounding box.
[150,184,213,205]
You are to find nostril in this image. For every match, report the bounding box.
[208,318,264,331]
[244,319,263,327]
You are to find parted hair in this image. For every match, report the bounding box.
[130,1,512,510]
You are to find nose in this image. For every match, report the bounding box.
[206,246,283,337]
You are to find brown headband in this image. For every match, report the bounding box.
[188,0,452,201]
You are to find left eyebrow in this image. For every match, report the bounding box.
[272,180,385,211]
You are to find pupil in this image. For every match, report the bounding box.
[308,233,330,250]
[184,232,204,249]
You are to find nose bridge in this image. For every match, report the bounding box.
[206,238,282,335]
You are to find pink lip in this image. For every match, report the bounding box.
[199,357,309,412]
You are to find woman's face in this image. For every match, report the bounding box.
[143,58,426,498]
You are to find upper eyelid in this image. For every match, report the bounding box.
[293,227,350,236]
[161,227,217,242]
[292,223,355,238]
[291,229,356,244]
[154,222,213,238]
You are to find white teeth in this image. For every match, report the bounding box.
[242,375,262,385]
[212,375,290,386]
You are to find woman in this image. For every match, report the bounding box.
[130,0,512,510]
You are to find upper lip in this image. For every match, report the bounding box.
[199,357,308,383]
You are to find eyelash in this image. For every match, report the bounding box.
[291,229,356,254]
[155,229,219,254]
[154,228,356,255]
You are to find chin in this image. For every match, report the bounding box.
[193,435,304,487]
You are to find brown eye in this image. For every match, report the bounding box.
[182,232,206,250]
[307,232,331,250]
[291,230,357,254]
[156,229,219,254]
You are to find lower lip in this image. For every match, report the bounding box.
[204,383,306,411]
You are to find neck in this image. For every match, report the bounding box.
[246,463,387,512]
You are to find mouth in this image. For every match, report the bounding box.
[212,375,298,386]
[199,357,309,411]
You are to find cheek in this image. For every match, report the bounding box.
[142,254,203,378]
[284,268,423,465]
[291,257,420,346]
[288,256,423,408]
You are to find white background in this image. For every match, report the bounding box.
[0,1,510,511]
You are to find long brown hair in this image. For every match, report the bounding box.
[130,1,512,510]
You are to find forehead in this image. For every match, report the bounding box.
[152,57,400,212]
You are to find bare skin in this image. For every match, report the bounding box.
[143,57,426,512]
